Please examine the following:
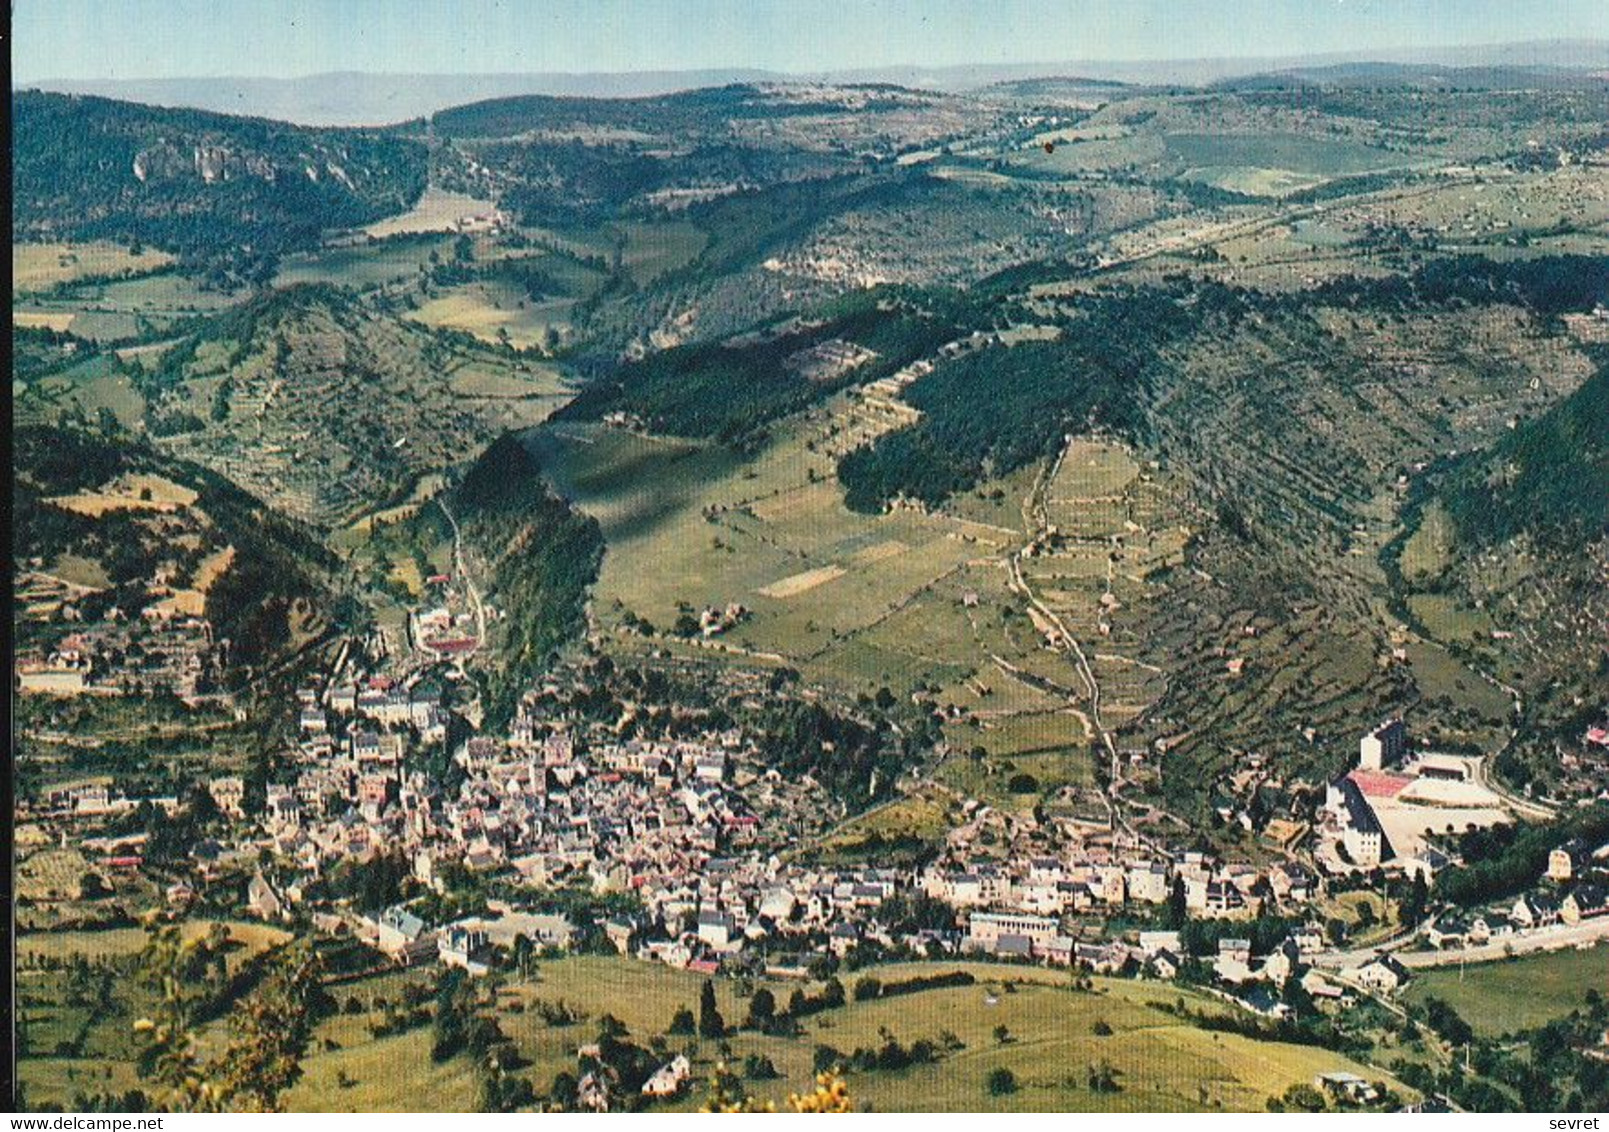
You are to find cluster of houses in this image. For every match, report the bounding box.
[409,574,480,658]
[952,913,1411,1013]
[15,618,225,703]
[218,680,1463,1003]
[230,685,1604,1001]
[1405,837,1609,952]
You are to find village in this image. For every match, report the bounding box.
[21,612,1609,1050]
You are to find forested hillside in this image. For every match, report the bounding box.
[1441,360,1609,547]
[449,434,604,726]
[13,92,427,266]
[559,290,967,448]
[13,423,337,677]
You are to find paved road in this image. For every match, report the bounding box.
[1313,917,1609,970]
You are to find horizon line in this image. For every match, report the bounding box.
[15,35,1609,88]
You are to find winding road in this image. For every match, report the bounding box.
[1006,435,1143,841]
[436,494,487,647]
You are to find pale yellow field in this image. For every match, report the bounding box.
[407,284,561,350]
[147,590,208,618]
[758,564,848,598]
[852,539,910,564]
[362,188,500,238]
[14,242,175,290]
[193,545,237,592]
[14,310,76,331]
[47,474,199,517]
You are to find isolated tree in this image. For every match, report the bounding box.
[745,987,776,1030]
[698,980,725,1038]
[1399,871,1430,928]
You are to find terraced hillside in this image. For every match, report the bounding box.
[124,285,570,525]
[1392,357,1609,794]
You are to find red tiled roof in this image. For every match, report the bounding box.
[428,637,479,655]
[1348,769,1411,798]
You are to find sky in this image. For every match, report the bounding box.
[12,0,1609,82]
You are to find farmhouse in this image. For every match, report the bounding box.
[372,906,437,964]
[642,1055,692,1098]
[1315,1072,1380,1105]
[1348,953,1410,993]
[1561,885,1608,925]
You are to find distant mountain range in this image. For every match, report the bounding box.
[19,38,1608,125]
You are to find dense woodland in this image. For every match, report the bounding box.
[560,290,967,448]
[13,92,427,265]
[445,434,604,728]
[1440,359,1609,548]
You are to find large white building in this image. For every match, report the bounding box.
[1326,777,1390,867]
[1359,719,1406,771]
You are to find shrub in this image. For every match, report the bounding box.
[986,1067,1018,1096]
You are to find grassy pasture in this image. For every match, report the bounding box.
[1407,594,1496,645]
[277,958,1405,1113]
[1165,132,1424,190]
[1399,502,1457,583]
[407,281,564,349]
[813,789,959,858]
[535,404,1011,696]
[21,353,148,429]
[17,920,291,968]
[15,310,78,331]
[16,270,239,346]
[613,220,708,286]
[276,235,455,290]
[1402,945,1608,1038]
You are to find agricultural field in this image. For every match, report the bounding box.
[14,242,177,291]
[613,220,709,287]
[1164,131,1431,196]
[362,187,502,239]
[15,269,244,345]
[533,392,1020,698]
[14,353,148,430]
[15,919,296,1109]
[407,280,568,350]
[275,234,458,292]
